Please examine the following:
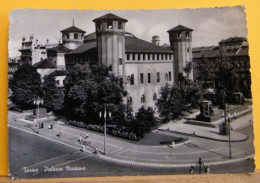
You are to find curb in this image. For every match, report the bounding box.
[96,153,254,168]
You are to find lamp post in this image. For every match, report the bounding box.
[99,105,111,155]
[223,92,232,159]
[33,96,44,123]
[227,104,232,159]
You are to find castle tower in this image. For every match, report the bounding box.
[168,25,193,85]
[60,21,86,50]
[151,35,160,46]
[93,13,128,77]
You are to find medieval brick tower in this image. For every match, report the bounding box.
[168,25,193,85]
[93,13,128,77]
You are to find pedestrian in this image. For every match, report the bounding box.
[79,135,82,144]
[86,133,89,139]
[94,146,98,154]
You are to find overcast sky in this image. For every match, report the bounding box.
[9,7,247,58]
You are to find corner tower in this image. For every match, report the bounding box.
[168,25,193,84]
[60,23,86,50]
[93,13,128,77]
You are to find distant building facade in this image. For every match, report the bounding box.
[193,37,251,97]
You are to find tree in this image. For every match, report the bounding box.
[156,84,187,122]
[157,66,202,122]
[42,74,64,112]
[128,107,156,137]
[9,63,42,109]
[63,64,127,124]
[214,47,240,104]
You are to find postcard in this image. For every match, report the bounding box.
[8,7,255,179]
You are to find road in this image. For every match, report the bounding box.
[9,127,255,179]
[8,111,254,164]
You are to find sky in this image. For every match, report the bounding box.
[9,7,248,58]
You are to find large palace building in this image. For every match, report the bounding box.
[17,13,194,113]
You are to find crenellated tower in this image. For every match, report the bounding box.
[168,25,193,85]
[93,13,128,77]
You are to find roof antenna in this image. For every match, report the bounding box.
[72,19,74,26]
[179,20,181,25]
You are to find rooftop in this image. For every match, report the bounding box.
[33,59,56,68]
[60,26,86,33]
[72,32,173,54]
[50,70,69,76]
[67,41,97,55]
[220,37,247,43]
[167,25,193,32]
[47,44,71,52]
[93,13,128,23]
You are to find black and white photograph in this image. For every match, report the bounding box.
[8,7,255,179]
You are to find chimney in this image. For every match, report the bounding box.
[151,35,160,46]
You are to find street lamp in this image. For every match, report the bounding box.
[223,92,232,159]
[99,105,111,155]
[33,96,44,124]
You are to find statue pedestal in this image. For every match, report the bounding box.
[196,100,216,122]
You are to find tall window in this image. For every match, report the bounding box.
[55,80,60,86]
[107,21,113,29]
[74,33,78,39]
[186,32,190,38]
[127,54,130,60]
[132,54,135,60]
[148,73,151,83]
[169,72,172,81]
[141,95,145,103]
[140,73,144,84]
[118,22,123,29]
[153,93,157,101]
[157,72,160,82]
[143,54,146,60]
[119,58,122,65]
[138,54,141,60]
[165,73,169,81]
[130,74,134,85]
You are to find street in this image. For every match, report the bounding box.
[9,127,254,178]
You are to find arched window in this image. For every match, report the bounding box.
[141,95,145,103]
[118,22,123,29]
[153,93,157,101]
[186,32,190,38]
[127,97,132,106]
[127,76,131,84]
[74,33,78,39]
[165,73,169,81]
